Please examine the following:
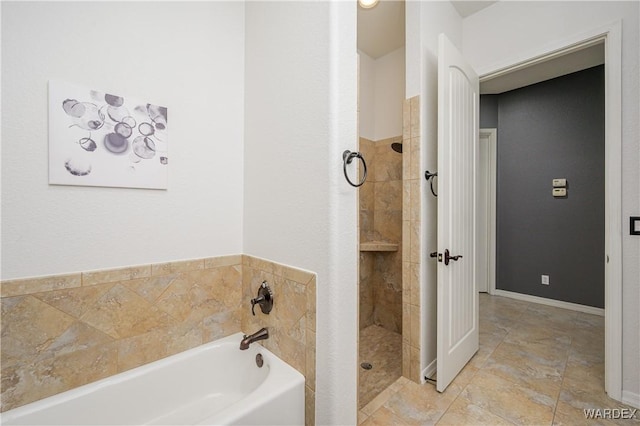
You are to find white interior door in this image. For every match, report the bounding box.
[436,34,480,392]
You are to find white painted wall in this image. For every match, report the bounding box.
[358,47,405,141]
[4,2,359,422]
[1,2,245,280]
[358,51,376,141]
[405,1,421,99]
[374,47,405,140]
[244,2,358,424]
[463,0,640,400]
[405,0,463,379]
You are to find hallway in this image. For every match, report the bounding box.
[359,294,638,425]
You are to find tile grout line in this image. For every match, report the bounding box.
[475,316,521,425]
[436,313,510,426]
[490,316,520,425]
[500,304,569,425]
[552,333,574,425]
[433,381,466,425]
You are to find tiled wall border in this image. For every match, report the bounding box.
[0,256,241,298]
[402,95,422,383]
[1,255,317,426]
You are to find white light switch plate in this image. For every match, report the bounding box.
[553,188,567,197]
[553,178,567,187]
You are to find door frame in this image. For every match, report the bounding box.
[478,128,497,295]
[477,21,622,401]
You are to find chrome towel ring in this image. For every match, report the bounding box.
[425,170,438,197]
[343,150,367,187]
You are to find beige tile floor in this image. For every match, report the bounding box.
[358,293,640,425]
[359,324,403,408]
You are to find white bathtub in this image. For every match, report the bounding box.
[1,332,305,425]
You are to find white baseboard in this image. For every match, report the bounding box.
[422,359,437,384]
[622,390,640,409]
[492,289,604,316]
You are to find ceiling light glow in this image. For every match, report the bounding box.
[358,0,380,9]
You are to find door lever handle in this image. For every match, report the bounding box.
[443,249,463,266]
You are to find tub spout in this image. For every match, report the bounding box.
[240,327,269,350]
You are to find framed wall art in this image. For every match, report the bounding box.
[49,81,168,189]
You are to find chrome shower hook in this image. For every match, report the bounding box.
[343,150,367,187]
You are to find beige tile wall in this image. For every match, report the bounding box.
[359,137,376,244]
[0,255,317,426]
[240,255,316,426]
[372,136,403,333]
[0,256,242,412]
[402,96,422,383]
[358,135,403,334]
[359,250,375,330]
[359,137,375,330]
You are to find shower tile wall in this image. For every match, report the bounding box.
[359,137,376,244]
[241,255,317,426]
[359,136,403,333]
[359,137,375,329]
[0,255,317,426]
[402,95,422,383]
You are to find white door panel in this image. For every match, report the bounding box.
[436,34,480,393]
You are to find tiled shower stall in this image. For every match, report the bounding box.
[358,95,422,408]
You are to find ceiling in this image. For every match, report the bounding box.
[357,1,603,94]
[480,41,605,94]
[357,0,405,59]
[450,1,497,18]
[357,0,497,59]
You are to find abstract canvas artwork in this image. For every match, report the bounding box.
[49,81,168,189]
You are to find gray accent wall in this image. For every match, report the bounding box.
[481,65,605,308]
[480,95,498,128]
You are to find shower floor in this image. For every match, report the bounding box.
[358,324,402,409]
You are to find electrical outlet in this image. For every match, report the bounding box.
[541,275,550,285]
